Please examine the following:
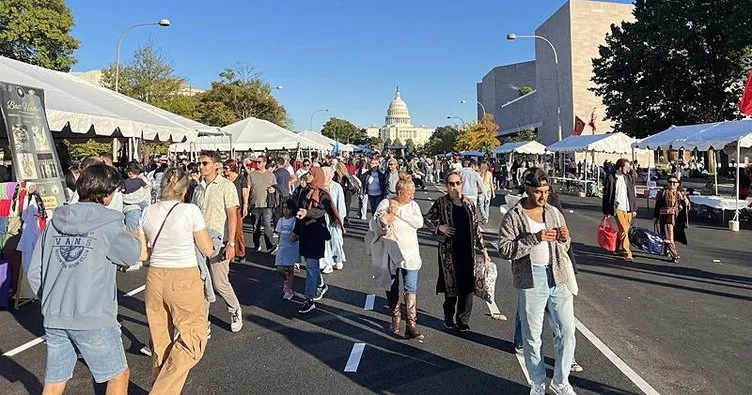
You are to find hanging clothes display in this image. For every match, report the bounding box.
[0,181,25,308]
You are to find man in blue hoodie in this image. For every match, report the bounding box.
[27,164,147,395]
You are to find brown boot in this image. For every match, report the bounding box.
[386,291,401,336]
[404,293,425,342]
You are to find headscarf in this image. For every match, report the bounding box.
[306,166,342,226]
[322,166,335,190]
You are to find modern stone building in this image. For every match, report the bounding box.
[477,0,634,145]
[70,69,205,96]
[365,87,435,146]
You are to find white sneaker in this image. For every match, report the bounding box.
[322,264,334,274]
[230,308,243,333]
[139,346,152,357]
[530,382,546,395]
[334,262,344,270]
[126,262,143,272]
[283,291,294,300]
[550,382,577,395]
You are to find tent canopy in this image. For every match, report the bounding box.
[1,55,214,141]
[169,117,326,152]
[493,141,547,155]
[297,131,354,152]
[547,132,636,154]
[633,120,752,151]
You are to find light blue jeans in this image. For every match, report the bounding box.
[305,258,321,300]
[390,268,418,294]
[518,265,576,386]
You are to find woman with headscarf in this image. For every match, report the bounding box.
[321,166,347,272]
[334,162,357,225]
[297,167,343,300]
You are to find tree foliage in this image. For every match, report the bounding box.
[64,139,111,160]
[200,63,288,128]
[425,126,459,155]
[456,113,500,151]
[504,128,540,143]
[321,117,366,144]
[592,0,752,138]
[101,43,184,105]
[518,86,533,97]
[369,136,383,151]
[0,0,79,71]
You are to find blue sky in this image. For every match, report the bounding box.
[67,0,630,131]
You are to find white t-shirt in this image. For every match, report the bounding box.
[142,201,206,269]
[525,214,551,267]
[615,174,630,212]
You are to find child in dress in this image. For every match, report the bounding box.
[276,199,300,300]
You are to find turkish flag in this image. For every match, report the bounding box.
[739,70,752,116]
[572,116,585,136]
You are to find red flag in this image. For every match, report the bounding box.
[588,108,597,134]
[572,116,585,136]
[740,70,752,116]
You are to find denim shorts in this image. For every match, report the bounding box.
[44,326,128,384]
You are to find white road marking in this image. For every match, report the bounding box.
[363,294,375,310]
[344,343,366,372]
[513,318,661,395]
[2,284,146,357]
[574,318,661,395]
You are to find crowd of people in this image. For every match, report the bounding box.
[27,149,687,395]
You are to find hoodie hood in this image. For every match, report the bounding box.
[51,202,125,234]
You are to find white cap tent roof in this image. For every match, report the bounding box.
[297,131,354,152]
[0,55,213,141]
[493,141,547,155]
[633,120,752,151]
[170,118,327,152]
[547,132,636,154]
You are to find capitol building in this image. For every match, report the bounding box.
[365,87,435,146]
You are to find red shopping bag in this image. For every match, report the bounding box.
[598,215,618,252]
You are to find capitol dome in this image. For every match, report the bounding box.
[385,86,412,126]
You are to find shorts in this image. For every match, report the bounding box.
[44,326,128,384]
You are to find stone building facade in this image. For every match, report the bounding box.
[365,87,435,146]
[477,0,634,145]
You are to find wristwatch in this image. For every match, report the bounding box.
[228,242,236,247]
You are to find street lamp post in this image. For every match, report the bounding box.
[447,115,465,125]
[460,100,486,119]
[310,108,329,132]
[507,32,562,142]
[115,18,171,93]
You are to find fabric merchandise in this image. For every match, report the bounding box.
[0,260,9,308]
[26,202,141,330]
[17,196,43,272]
[424,194,487,298]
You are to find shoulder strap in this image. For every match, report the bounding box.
[152,203,180,250]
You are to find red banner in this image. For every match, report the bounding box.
[739,70,752,116]
[572,116,585,136]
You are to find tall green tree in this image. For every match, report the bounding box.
[504,128,540,143]
[457,113,500,152]
[321,118,366,143]
[0,0,79,71]
[101,43,184,105]
[592,0,752,138]
[425,126,460,155]
[201,63,288,127]
[518,86,533,96]
[64,139,111,160]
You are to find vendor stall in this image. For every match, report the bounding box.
[634,120,752,231]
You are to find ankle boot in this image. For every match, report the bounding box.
[404,293,425,341]
[385,291,401,336]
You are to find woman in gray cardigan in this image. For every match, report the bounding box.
[498,168,578,395]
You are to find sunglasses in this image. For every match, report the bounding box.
[200,161,213,166]
[669,181,679,184]
[448,181,462,187]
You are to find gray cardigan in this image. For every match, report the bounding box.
[498,201,572,289]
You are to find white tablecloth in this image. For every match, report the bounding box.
[689,195,752,211]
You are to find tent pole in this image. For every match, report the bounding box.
[714,150,719,196]
[734,140,741,223]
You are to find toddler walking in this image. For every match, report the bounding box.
[276,199,300,300]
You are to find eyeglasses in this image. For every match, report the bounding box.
[448,181,462,187]
[199,161,212,167]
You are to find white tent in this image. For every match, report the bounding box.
[460,150,484,157]
[547,132,636,154]
[170,117,326,153]
[297,131,354,152]
[633,120,752,229]
[1,55,212,141]
[493,141,547,155]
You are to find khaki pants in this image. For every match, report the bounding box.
[145,267,207,395]
[210,260,240,313]
[615,209,633,258]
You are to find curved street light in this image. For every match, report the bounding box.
[115,18,171,93]
[310,108,329,132]
[460,99,486,118]
[507,32,562,142]
[447,115,465,125]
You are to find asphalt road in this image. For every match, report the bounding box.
[1,185,749,395]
